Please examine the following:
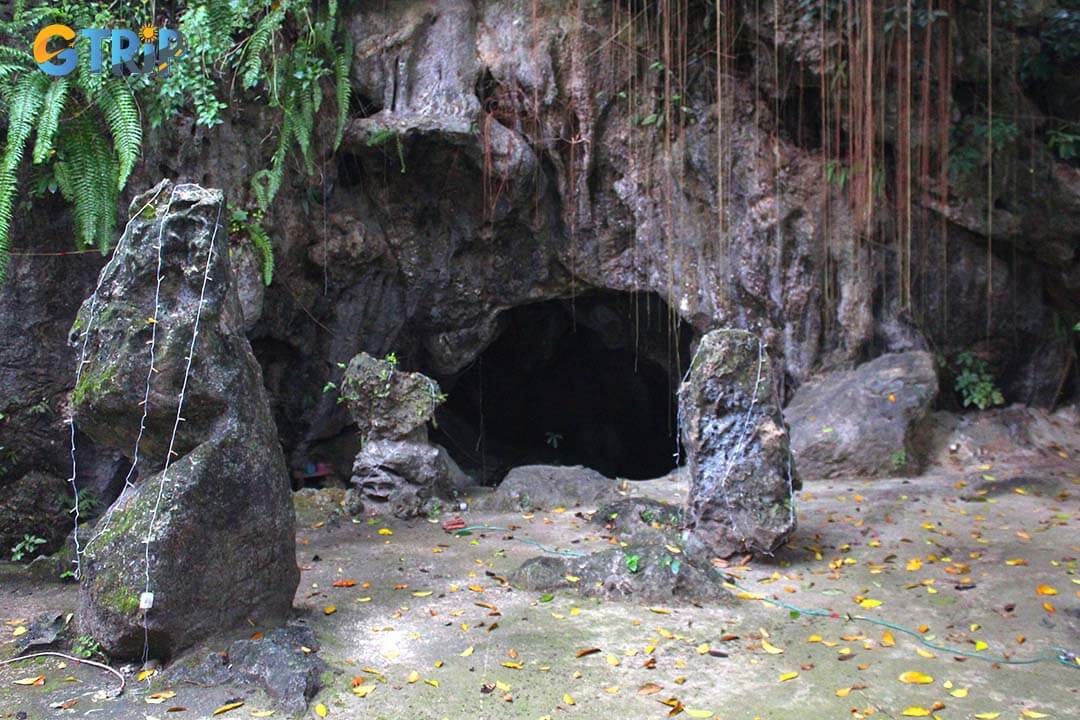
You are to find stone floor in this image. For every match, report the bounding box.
[2,410,1079,720]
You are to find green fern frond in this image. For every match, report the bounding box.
[242,5,286,89]
[54,115,118,251]
[0,72,47,280]
[334,36,352,150]
[32,77,70,164]
[0,47,34,65]
[0,63,30,87]
[1,73,47,173]
[96,78,142,190]
[248,220,275,286]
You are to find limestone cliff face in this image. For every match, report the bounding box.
[0,0,1076,550]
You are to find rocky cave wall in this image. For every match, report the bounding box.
[0,0,1077,552]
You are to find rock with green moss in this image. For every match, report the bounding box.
[678,329,800,559]
[340,352,444,439]
[341,352,469,517]
[71,180,298,660]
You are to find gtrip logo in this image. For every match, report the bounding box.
[33,24,184,77]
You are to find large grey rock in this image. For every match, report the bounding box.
[350,436,468,517]
[485,465,621,511]
[170,623,326,716]
[678,329,799,559]
[70,180,298,659]
[785,351,939,480]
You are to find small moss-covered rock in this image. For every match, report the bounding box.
[339,352,444,439]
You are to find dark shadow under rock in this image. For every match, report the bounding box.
[169,622,326,716]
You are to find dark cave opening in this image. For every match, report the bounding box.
[430,291,695,484]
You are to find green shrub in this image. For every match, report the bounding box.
[953,351,1005,410]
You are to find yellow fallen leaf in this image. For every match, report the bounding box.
[137,668,157,682]
[213,701,245,716]
[685,710,714,718]
[1021,711,1050,718]
[972,714,1000,719]
[899,671,934,685]
[902,707,930,717]
[859,598,882,609]
[882,631,895,647]
[563,693,575,706]
[906,558,923,571]
[412,591,433,597]
[564,575,580,583]
[606,654,620,667]
[12,626,27,637]
[323,605,337,615]
[407,671,421,683]
[314,703,328,718]
[460,645,474,657]
[648,607,671,614]
[761,639,784,654]
[377,528,393,535]
[352,684,376,698]
[974,640,988,651]
[696,643,710,655]
[835,687,852,697]
[1005,558,1027,566]
[915,647,935,658]
[145,690,176,704]
[808,634,822,643]
[950,688,968,698]
[1035,584,1058,596]
[501,662,523,669]
[13,675,45,686]
[425,679,439,688]
[779,672,799,682]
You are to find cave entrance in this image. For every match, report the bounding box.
[431,291,695,484]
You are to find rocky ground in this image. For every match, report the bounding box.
[2,408,1079,720]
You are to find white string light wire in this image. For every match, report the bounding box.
[140,187,223,663]
[67,184,169,578]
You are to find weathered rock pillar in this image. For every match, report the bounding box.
[342,352,468,517]
[71,180,298,659]
[679,329,799,559]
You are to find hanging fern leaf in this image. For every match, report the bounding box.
[54,114,119,251]
[1,73,48,173]
[32,76,70,164]
[97,78,142,190]
[334,35,353,150]
[242,5,287,90]
[0,72,48,279]
[248,219,275,286]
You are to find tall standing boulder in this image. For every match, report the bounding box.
[784,352,938,479]
[70,180,298,659]
[341,352,467,516]
[678,329,799,559]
